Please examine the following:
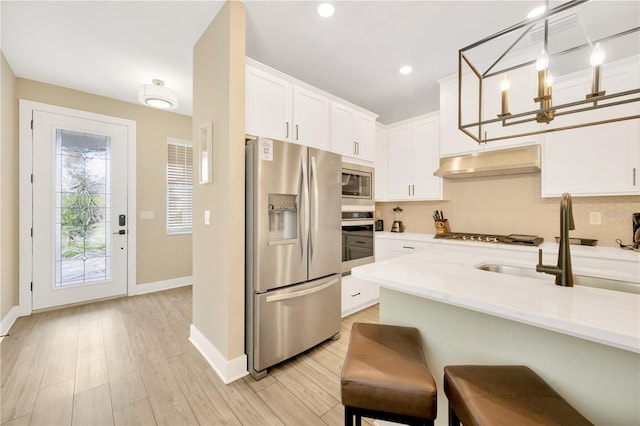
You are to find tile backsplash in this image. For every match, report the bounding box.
[376,173,640,247]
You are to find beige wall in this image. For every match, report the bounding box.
[192,1,246,361]
[377,173,640,246]
[13,78,193,287]
[1,52,18,320]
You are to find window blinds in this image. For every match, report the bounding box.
[167,142,193,233]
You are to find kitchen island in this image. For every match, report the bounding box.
[352,245,640,426]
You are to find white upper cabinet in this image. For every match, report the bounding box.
[438,73,540,157]
[246,63,330,150]
[330,102,376,162]
[541,57,640,197]
[439,73,479,157]
[246,65,292,141]
[292,85,330,150]
[374,123,389,201]
[387,113,442,201]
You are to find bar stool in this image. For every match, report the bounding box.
[444,365,594,426]
[341,322,437,426]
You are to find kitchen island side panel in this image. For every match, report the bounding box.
[380,287,639,426]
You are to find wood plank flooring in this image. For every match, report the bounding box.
[0,287,379,425]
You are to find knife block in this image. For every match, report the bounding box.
[434,219,450,234]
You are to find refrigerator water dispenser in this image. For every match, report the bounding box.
[268,193,297,242]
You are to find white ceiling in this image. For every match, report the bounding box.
[2,1,636,124]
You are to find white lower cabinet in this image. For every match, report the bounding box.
[390,239,431,256]
[341,275,379,318]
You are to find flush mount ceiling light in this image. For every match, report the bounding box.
[138,79,178,110]
[317,3,335,18]
[399,65,413,75]
[458,0,639,144]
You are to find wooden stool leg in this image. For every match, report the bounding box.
[448,403,461,426]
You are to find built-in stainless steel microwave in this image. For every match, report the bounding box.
[341,163,374,206]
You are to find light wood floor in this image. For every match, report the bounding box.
[0,286,379,425]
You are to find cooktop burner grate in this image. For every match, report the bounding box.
[433,233,543,246]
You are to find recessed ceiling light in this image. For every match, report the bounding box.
[527,5,546,19]
[317,3,335,18]
[399,65,413,75]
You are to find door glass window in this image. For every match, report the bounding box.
[55,129,111,286]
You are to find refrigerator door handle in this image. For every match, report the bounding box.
[309,155,320,262]
[300,155,309,260]
[265,277,339,302]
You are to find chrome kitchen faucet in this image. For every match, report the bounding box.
[536,192,574,287]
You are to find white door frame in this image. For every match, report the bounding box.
[19,100,137,315]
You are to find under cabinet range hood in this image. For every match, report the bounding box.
[434,144,540,179]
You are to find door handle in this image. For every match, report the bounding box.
[119,214,126,226]
[113,230,126,235]
[266,277,338,302]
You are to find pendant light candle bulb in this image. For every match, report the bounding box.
[536,49,549,71]
[546,73,554,88]
[590,43,605,66]
[500,74,511,92]
[500,74,510,115]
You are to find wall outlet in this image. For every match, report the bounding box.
[589,211,601,225]
[204,210,211,225]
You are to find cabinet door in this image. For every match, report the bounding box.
[387,124,413,200]
[542,120,639,196]
[354,113,376,162]
[330,102,357,157]
[246,66,292,141]
[374,125,389,201]
[439,74,481,156]
[541,58,640,197]
[293,85,330,150]
[412,117,442,199]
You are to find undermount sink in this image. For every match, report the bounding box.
[477,264,640,294]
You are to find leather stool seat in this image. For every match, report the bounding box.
[341,322,437,426]
[444,365,594,426]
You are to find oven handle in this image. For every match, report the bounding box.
[341,220,375,227]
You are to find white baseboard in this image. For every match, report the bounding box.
[189,324,248,384]
[1,305,30,336]
[132,276,192,295]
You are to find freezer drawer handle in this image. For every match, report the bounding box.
[265,278,338,303]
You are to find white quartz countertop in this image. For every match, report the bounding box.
[353,247,640,353]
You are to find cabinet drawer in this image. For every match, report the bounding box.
[391,239,430,254]
[346,235,373,248]
[341,275,379,317]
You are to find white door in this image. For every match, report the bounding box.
[31,111,129,309]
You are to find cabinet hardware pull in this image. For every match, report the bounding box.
[355,240,365,244]
[353,141,357,155]
[351,292,361,297]
[285,122,289,138]
[403,246,415,249]
[412,184,415,195]
[634,167,637,186]
[356,141,360,155]
[295,124,299,141]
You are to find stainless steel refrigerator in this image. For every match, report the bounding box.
[245,137,342,379]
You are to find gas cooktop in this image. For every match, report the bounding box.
[433,233,544,246]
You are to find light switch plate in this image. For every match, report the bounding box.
[140,210,155,220]
[589,212,601,225]
[204,210,211,225]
